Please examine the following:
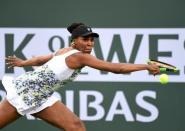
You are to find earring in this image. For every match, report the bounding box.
[71,42,75,47]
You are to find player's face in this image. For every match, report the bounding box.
[74,36,95,53]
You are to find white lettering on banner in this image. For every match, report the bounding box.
[106,91,134,121]
[136,91,158,122]
[0,28,184,82]
[0,89,158,122]
[66,91,74,112]
[80,91,105,121]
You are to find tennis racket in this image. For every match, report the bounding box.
[147,59,179,73]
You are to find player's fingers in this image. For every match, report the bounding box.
[7,56,17,60]
[154,70,160,75]
[6,57,18,63]
[7,65,14,68]
[6,62,11,65]
[7,56,14,58]
[6,61,15,64]
[9,57,16,60]
[6,57,13,61]
[13,56,17,59]
[6,61,17,66]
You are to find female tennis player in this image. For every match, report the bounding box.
[0,23,160,131]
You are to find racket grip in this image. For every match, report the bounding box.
[159,68,167,72]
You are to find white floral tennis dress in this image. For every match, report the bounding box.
[2,49,81,115]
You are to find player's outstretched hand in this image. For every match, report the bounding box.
[147,64,160,75]
[5,56,24,68]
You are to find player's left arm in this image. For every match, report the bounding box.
[5,54,53,68]
[67,53,160,75]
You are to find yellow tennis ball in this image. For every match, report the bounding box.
[159,74,169,84]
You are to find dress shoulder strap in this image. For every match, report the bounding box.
[63,49,80,57]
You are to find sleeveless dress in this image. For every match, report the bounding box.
[2,49,81,115]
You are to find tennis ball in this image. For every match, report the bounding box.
[159,74,169,84]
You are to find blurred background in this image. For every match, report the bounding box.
[0,0,185,131]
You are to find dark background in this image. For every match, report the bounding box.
[0,0,185,28]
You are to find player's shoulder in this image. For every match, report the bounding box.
[70,52,95,61]
[55,47,73,55]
